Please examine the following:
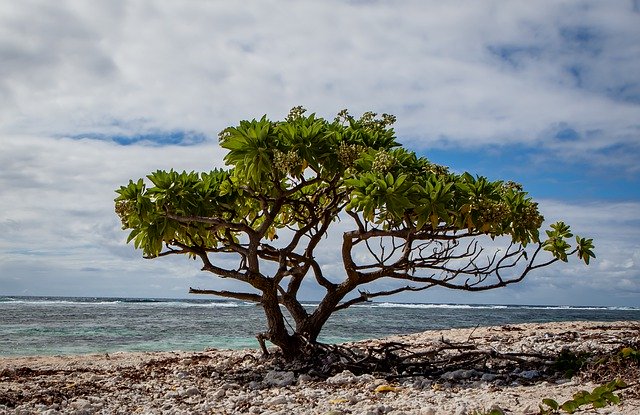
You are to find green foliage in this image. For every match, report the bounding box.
[620,346,640,362]
[543,222,595,264]
[114,169,233,257]
[539,379,626,414]
[115,106,594,271]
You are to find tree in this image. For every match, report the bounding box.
[115,107,595,359]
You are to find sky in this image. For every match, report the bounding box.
[1,0,639,307]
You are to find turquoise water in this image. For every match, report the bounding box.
[1,296,638,356]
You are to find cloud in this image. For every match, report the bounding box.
[0,135,637,305]
[1,2,638,157]
[0,135,227,295]
[524,199,640,302]
[0,1,638,305]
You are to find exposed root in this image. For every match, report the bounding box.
[272,338,558,381]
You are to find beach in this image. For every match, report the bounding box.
[1,321,639,415]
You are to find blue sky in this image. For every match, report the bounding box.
[0,1,639,307]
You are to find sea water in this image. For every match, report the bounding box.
[1,296,638,357]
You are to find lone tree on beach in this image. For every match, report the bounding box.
[115,107,594,358]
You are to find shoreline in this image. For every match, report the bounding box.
[1,321,639,414]
[3,296,639,359]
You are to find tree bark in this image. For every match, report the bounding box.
[259,282,304,358]
[295,283,354,343]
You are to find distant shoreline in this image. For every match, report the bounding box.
[2,295,639,310]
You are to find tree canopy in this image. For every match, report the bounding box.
[115,107,595,357]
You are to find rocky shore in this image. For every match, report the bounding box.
[1,321,639,415]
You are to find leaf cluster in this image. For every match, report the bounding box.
[115,169,235,257]
[543,222,595,264]
[619,347,640,362]
[539,379,626,414]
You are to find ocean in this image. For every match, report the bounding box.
[1,296,638,357]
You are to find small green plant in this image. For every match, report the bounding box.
[539,379,627,414]
[619,346,640,362]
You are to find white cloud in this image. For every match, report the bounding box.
[0,135,227,296]
[0,1,638,305]
[525,200,640,301]
[0,1,638,160]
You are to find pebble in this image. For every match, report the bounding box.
[267,395,288,406]
[518,370,541,379]
[174,370,190,379]
[71,399,91,410]
[248,380,263,389]
[326,370,357,385]
[264,370,296,387]
[183,386,200,397]
[298,373,314,383]
[165,391,180,399]
[441,369,479,380]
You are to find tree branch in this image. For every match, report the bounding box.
[188,288,262,303]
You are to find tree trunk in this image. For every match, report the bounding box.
[259,281,354,359]
[296,286,351,344]
[259,284,303,359]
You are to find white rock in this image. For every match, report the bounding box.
[326,370,358,385]
[455,404,468,415]
[267,395,288,406]
[165,391,180,399]
[212,389,226,399]
[183,386,200,397]
[297,373,313,383]
[357,374,376,383]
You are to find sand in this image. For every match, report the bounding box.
[1,321,639,414]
